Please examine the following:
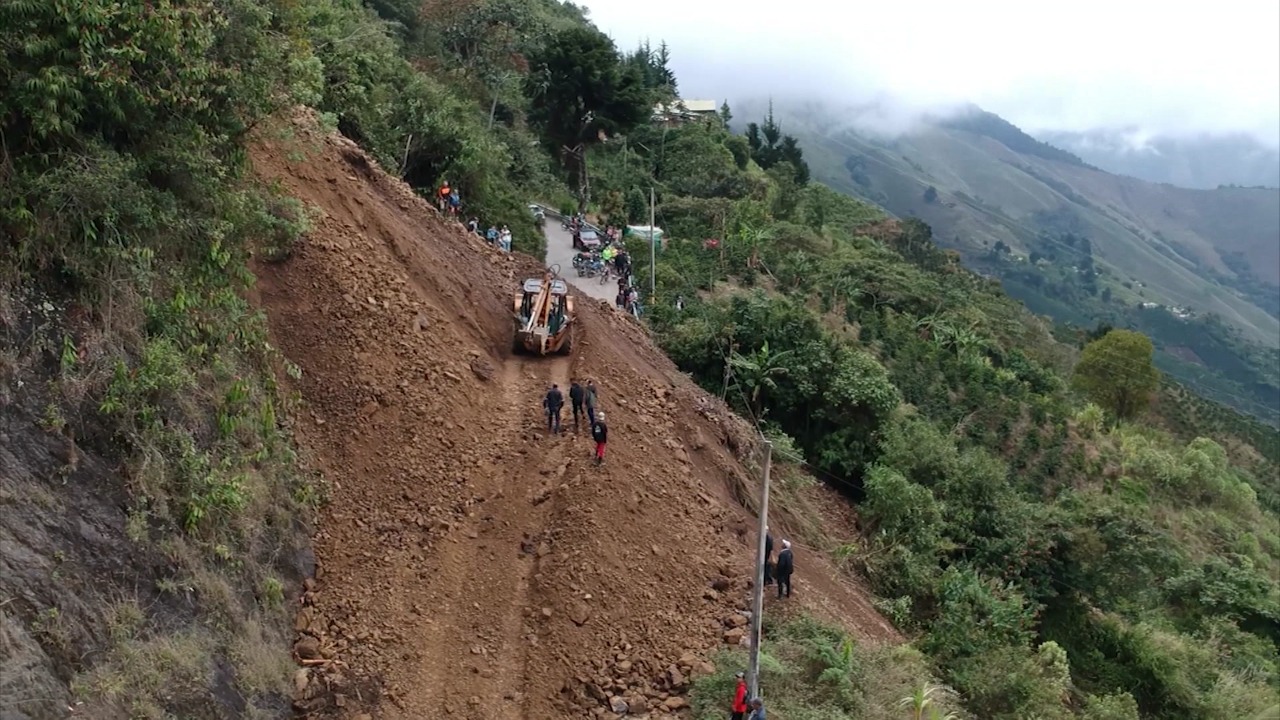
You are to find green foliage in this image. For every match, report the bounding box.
[524,25,649,206]
[1,0,328,714]
[1072,329,1161,420]
[9,0,1275,717]
[745,103,810,186]
[689,615,962,720]
[629,77,1277,720]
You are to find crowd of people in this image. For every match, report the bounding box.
[567,215,645,318]
[440,180,517,252]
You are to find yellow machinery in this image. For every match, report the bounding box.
[513,269,575,355]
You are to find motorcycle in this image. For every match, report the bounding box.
[579,259,606,278]
[573,253,604,278]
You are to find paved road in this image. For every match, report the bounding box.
[542,220,616,304]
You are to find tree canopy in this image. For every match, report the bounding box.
[524,26,649,207]
[746,104,811,185]
[1071,329,1160,420]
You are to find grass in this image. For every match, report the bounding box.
[0,170,319,718]
[689,614,962,720]
[73,628,218,718]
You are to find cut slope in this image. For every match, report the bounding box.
[250,113,896,719]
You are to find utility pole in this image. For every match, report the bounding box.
[746,440,774,700]
[648,186,656,295]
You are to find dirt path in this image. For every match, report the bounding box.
[390,352,574,719]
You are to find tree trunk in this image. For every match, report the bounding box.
[575,147,591,213]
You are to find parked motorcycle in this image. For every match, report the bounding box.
[576,257,604,278]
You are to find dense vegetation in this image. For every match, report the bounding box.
[771,104,1280,427]
[3,1,1277,718]
[587,90,1280,718]
[0,0,614,715]
[691,614,966,720]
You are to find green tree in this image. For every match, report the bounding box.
[745,103,810,186]
[727,340,793,420]
[525,26,648,209]
[1071,329,1160,420]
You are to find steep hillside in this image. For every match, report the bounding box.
[759,102,1280,423]
[250,113,897,719]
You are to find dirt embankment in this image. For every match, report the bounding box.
[251,114,897,720]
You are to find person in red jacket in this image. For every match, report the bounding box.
[590,411,608,466]
[730,671,748,720]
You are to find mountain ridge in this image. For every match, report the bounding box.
[733,99,1280,423]
[1038,128,1280,190]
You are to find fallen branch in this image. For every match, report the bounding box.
[298,658,345,667]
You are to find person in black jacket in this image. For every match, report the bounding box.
[763,529,774,586]
[568,380,585,432]
[775,539,794,598]
[543,384,564,434]
[590,411,608,465]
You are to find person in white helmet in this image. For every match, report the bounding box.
[775,540,794,598]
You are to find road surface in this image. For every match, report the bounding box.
[542,219,616,304]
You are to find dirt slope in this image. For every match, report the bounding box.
[250,113,896,720]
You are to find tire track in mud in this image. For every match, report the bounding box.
[389,352,576,719]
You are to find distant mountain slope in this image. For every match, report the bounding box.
[746,102,1280,423]
[1038,129,1280,190]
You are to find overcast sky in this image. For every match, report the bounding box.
[580,0,1280,145]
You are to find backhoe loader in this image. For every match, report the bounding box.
[513,268,575,355]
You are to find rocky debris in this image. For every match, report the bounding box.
[469,355,495,381]
[562,642,723,717]
[568,601,592,627]
[250,109,898,720]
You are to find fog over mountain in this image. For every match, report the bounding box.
[582,0,1280,154]
[1035,130,1280,190]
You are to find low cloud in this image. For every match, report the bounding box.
[583,0,1280,146]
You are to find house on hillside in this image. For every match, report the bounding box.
[652,99,720,127]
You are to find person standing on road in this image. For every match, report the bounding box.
[764,528,775,586]
[590,411,608,465]
[730,671,749,720]
[775,540,794,599]
[568,379,585,432]
[543,383,564,434]
[748,697,766,720]
[585,380,599,424]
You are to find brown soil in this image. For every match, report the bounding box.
[250,113,898,719]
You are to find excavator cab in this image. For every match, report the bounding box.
[513,270,575,355]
